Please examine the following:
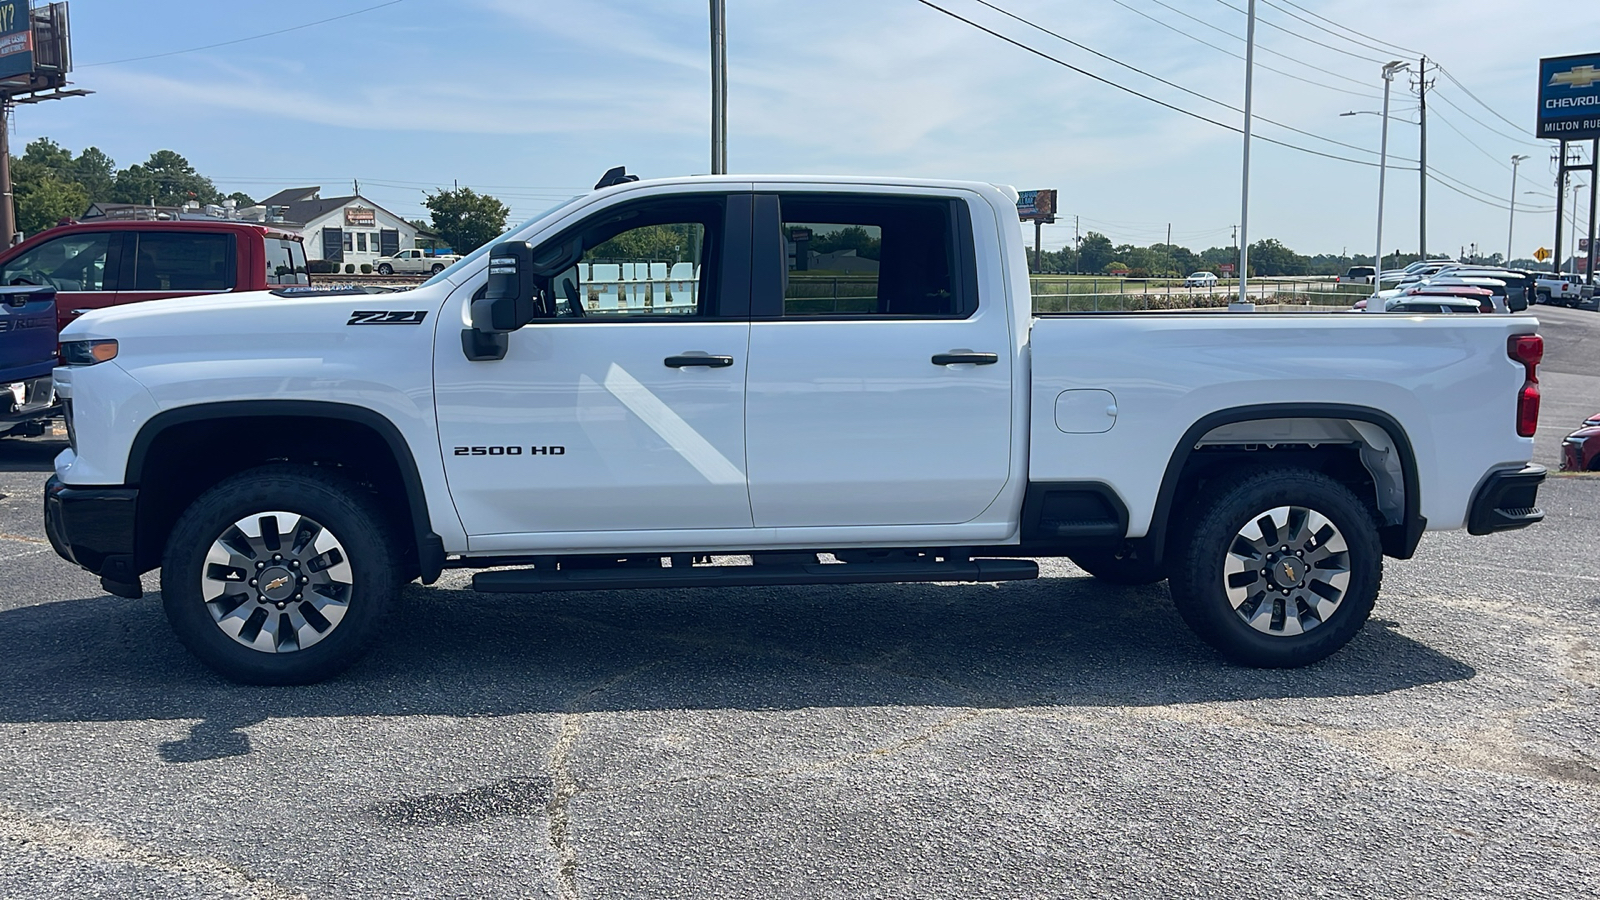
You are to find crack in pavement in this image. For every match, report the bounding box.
[0,801,307,899]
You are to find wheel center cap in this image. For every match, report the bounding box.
[260,566,295,601]
[1271,557,1305,588]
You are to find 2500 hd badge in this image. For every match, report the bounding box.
[453,445,566,456]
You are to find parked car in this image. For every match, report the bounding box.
[0,285,58,438]
[1560,414,1600,471]
[374,248,462,276]
[1385,296,1482,314]
[1339,266,1376,284]
[1183,271,1218,287]
[0,220,309,333]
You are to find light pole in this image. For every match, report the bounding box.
[1367,61,1409,311]
[1570,178,1586,275]
[710,0,727,175]
[1507,154,1529,264]
[1232,0,1257,312]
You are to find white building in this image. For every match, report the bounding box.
[258,187,418,268]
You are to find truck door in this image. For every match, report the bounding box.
[435,192,755,541]
[744,191,1013,527]
[0,231,118,332]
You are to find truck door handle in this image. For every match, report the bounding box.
[664,354,735,368]
[931,352,999,366]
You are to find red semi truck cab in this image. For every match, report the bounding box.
[0,220,309,332]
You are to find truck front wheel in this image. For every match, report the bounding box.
[160,465,399,684]
[377,263,393,275]
[1168,468,1381,668]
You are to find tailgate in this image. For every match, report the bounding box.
[0,286,59,383]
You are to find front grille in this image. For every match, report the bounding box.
[63,399,75,453]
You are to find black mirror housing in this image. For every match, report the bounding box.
[472,241,539,333]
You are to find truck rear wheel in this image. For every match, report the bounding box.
[160,465,399,685]
[430,263,445,274]
[1067,548,1166,585]
[1168,468,1381,668]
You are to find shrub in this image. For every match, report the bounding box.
[360,264,373,274]
[345,264,355,274]
[306,259,339,274]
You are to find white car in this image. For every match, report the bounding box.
[1184,271,1219,287]
[46,172,1547,684]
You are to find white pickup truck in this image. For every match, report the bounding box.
[44,173,1547,684]
[1534,273,1595,308]
[374,248,460,276]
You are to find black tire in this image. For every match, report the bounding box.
[430,263,445,275]
[1168,467,1382,668]
[1534,290,1549,305]
[1067,548,1167,585]
[161,465,399,684]
[377,263,393,275]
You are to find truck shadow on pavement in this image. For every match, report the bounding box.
[0,437,65,473]
[0,575,1476,762]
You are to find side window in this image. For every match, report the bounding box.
[777,195,971,317]
[132,232,234,291]
[2,233,111,291]
[265,239,309,285]
[545,196,722,319]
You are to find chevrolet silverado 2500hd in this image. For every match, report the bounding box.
[44,174,1546,684]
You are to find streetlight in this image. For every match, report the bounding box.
[1507,154,1529,263]
[1362,62,1409,309]
[1570,178,1587,275]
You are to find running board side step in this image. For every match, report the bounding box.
[471,559,1039,593]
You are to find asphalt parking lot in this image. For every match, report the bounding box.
[1,308,1597,899]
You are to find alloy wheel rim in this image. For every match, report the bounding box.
[1221,505,1350,636]
[200,511,353,653]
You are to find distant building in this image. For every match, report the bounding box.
[257,187,418,265]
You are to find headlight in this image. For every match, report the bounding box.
[60,339,118,366]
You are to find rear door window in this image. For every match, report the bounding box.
[131,232,235,291]
[770,194,975,318]
[265,238,309,285]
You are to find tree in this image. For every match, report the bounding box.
[111,149,221,207]
[70,147,117,202]
[1247,238,1308,276]
[225,191,255,207]
[424,187,510,255]
[11,158,88,235]
[1078,231,1114,274]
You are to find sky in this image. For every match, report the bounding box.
[15,0,1598,259]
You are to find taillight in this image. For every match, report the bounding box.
[1509,334,1542,437]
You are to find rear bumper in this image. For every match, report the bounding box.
[1466,464,1546,535]
[43,475,141,586]
[1,374,56,424]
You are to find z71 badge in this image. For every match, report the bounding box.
[347,310,429,325]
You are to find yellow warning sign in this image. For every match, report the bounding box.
[1534,247,1552,262]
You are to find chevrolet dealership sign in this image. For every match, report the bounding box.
[1540,53,1600,141]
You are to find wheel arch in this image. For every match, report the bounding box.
[125,400,445,583]
[1141,403,1423,565]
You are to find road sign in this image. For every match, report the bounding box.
[1539,53,1600,141]
[1535,247,1553,262]
[1219,263,1234,274]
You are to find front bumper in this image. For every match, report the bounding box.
[1466,464,1546,535]
[43,475,142,591]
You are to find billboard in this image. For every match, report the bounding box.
[1539,53,1600,141]
[344,206,376,227]
[0,0,33,81]
[1017,189,1057,222]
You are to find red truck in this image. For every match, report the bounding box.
[0,219,309,332]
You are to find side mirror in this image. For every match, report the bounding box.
[463,238,585,361]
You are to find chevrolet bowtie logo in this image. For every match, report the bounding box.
[1551,65,1600,89]
[264,576,290,592]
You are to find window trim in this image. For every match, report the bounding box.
[749,192,980,321]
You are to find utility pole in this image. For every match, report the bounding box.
[709,0,727,175]
[0,101,12,246]
[1233,0,1257,311]
[1370,60,1409,311]
[1414,57,1431,259]
[1589,138,1598,280]
[1073,214,1080,273]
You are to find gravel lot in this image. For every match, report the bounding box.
[0,307,1596,899]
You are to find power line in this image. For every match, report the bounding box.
[1436,65,1533,137]
[968,0,1405,161]
[913,0,1393,169]
[1271,0,1421,56]
[1427,171,1553,213]
[1121,0,1382,94]
[1211,0,1389,65]
[1430,88,1546,149]
[82,0,407,67]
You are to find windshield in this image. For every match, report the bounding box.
[421,196,585,288]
